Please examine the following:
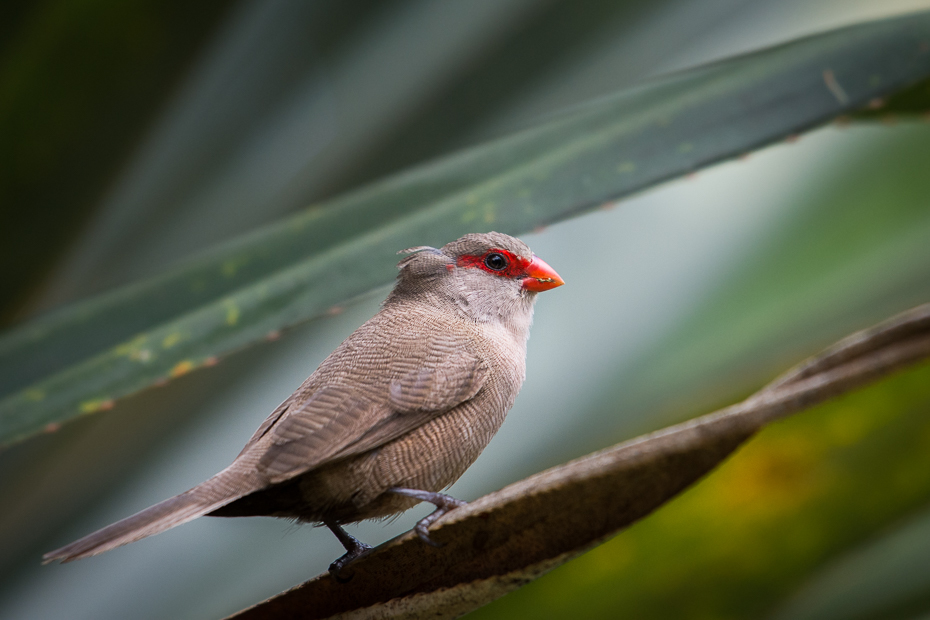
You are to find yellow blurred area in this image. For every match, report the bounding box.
[476,360,930,619]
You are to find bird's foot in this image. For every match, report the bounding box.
[325,522,372,582]
[388,487,467,547]
[328,547,371,583]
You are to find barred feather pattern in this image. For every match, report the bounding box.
[44,232,546,563]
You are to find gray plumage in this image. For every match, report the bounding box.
[44,232,562,565]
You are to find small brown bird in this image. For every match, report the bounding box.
[44,232,563,574]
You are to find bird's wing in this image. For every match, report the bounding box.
[235,396,293,458]
[246,329,488,484]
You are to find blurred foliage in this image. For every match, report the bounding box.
[474,359,930,619]
[346,0,658,183]
[0,0,670,325]
[772,498,930,619]
[557,122,930,459]
[658,123,930,386]
[0,0,234,322]
[853,75,930,120]
[4,11,930,448]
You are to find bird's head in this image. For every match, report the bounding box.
[388,232,563,330]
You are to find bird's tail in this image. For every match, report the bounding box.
[43,467,259,564]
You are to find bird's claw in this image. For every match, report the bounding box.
[412,496,467,547]
[328,558,354,583]
[415,524,443,547]
[388,487,467,547]
[327,541,372,582]
[325,522,372,582]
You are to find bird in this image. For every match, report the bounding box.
[43,232,563,575]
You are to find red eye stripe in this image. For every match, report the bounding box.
[456,249,531,278]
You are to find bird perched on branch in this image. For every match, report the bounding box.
[44,232,563,575]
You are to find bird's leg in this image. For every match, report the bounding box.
[325,522,372,582]
[389,487,467,547]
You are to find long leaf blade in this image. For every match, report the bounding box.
[3,12,930,447]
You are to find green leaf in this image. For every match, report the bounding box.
[851,75,930,120]
[771,503,930,620]
[3,12,930,447]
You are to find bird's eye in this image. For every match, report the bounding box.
[484,252,508,271]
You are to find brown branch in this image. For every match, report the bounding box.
[227,303,930,620]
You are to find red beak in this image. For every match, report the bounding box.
[522,256,564,292]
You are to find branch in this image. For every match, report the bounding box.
[227,303,930,620]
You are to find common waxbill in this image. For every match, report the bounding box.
[44,232,563,574]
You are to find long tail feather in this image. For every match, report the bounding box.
[43,468,260,563]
